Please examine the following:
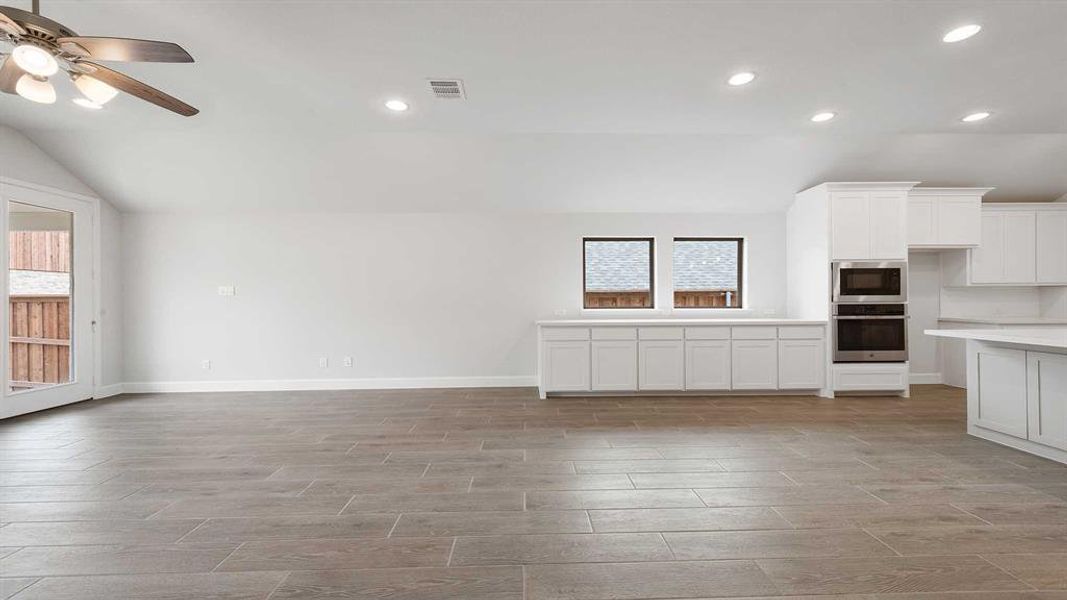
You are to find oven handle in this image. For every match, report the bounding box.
[833,315,909,320]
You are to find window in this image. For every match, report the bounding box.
[673,238,743,308]
[583,238,654,309]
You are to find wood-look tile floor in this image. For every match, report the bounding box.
[2,385,1067,599]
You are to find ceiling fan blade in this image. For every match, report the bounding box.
[0,7,28,36]
[0,54,25,94]
[77,61,199,116]
[58,37,194,63]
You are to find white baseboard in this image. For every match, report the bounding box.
[909,372,944,385]
[93,383,126,398]
[121,375,538,394]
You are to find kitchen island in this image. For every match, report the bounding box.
[926,328,1067,464]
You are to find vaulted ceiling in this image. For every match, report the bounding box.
[2,0,1065,212]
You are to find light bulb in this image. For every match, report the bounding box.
[943,24,981,43]
[73,74,118,105]
[12,44,59,77]
[73,98,103,110]
[810,111,836,122]
[15,74,56,104]
[962,111,991,122]
[727,72,756,86]
[384,99,409,112]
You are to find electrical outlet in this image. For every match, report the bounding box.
[318,357,329,369]
[343,356,354,367]
[201,359,211,371]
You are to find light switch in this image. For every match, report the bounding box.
[218,286,236,296]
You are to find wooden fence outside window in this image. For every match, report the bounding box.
[8,231,71,390]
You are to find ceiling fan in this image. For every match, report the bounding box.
[0,0,197,116]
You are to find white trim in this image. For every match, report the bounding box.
[93,383,126,398]
[122,375,538,394]
[909,372,944,385]
[0,177,101,203]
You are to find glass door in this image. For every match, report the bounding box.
[2,183,94,418]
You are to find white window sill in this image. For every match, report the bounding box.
[580,308,667,317]
[669,308,758,316]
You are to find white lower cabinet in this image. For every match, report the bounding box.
[685,340,731,390]
[731,340,778,390]
[778,339,825,390]
[590,341,637,391]
[1027,352,1067,451]
[971,346,1029,438]
[542,341,590,392]
[639,341,685,391]
[539,324,825,395]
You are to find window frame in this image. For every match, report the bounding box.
[671,237,745,310]
[581,236,656,310]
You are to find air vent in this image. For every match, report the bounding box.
[428,79,466,99]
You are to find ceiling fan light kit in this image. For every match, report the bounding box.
[73,73,117,104]
[0,1,198,115]
[15,71,53,103]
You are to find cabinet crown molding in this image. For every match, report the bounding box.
[799,181,921,194]
[982,202,1067,211]
[910,187,995,197]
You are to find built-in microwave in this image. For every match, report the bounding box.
[832,261,907,303]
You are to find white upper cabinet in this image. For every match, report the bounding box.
[869,191,908,260]
[830,192,873,260]
[907,188,990,248]
[1037,211,1067,284]
[942,203,1067,287]
[828,185,915,261]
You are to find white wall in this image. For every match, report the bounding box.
[121,211,785,387]
[907,251,941,381]
[0,125,124,390]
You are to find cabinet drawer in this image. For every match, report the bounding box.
[639,327,684,340]
[778,326,825,340]
[542,328,590,341]
[685,327,730,340]
[731,326,778,340]
[590,327,637,340]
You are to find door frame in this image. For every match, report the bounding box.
[2,177,103,419]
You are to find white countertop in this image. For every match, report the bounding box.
[938,316,1067,325]
[538,318,827,327]
[925,328,1067,351]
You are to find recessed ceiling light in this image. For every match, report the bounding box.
[810,111,836,123]
[384,99,409,112]
[73,98,103,110]
[943,24,981,43]
[727,72,756,86]
[962,111,991,122]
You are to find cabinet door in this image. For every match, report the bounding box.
[971,345,1028,438]
[685,340,731,391]
[591,341,637,391]
[1036,212,1067,284]
[869,191,907,259]
[937,196,982,246]
[639,341,685,390]
[731,340,778,390]
[830,192,870,260]
[1002,212,1037,284]
[970,213,1006,283]
[907,196,936,246]
[1027,352,1067,451]
[543,341,590,392]
[778,339,825,390]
